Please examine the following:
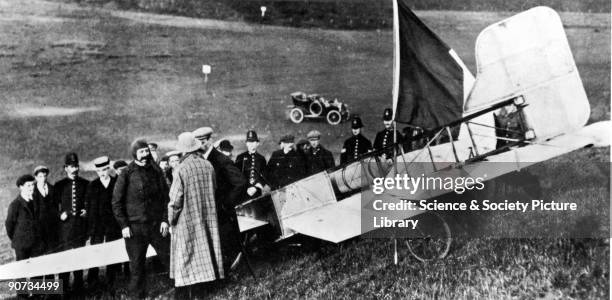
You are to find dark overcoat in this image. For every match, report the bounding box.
[34,183,60,253]
[87,176,121,239]
[206,148,247,270]
[5,196,43,252]
[235,151,267,198]
[266,149,307,189]
[305,146,335,175]
[112,162,169,229]
[55,176,89,248]
[340,134,372,164]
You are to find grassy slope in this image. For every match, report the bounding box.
[0,0,609,298]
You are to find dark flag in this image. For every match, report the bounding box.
[392,0,465,130]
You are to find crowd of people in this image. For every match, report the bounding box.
[5,108,423,299]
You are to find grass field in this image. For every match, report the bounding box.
[0,0,609,298]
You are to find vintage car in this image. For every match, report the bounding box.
[287,92,350,125]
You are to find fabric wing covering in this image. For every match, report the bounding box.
[393,0,464,129]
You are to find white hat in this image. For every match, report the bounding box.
[192,127,214,140]
[93,156,110,169]
[176,132,202,154]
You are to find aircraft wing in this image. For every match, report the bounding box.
[0,239,157,280]
[282,193,362,243]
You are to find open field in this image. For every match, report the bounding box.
[0,0,609,298]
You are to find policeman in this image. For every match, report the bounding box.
[266,135,306,189]
[374,108,402,159]
[55,152,89,294]
[235,130,268,199]
[340,116,372,164]
[304,130,335,175]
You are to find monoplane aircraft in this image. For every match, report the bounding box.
[0,2,608,280]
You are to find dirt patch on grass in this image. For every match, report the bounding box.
[4,104,102,119]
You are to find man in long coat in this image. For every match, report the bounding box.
[193,127,246,273]
[168,132,224,298]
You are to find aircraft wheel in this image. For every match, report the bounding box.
[309,101,323,117]
[326,110,342,125]
[290,108,305,123]
[405,212,452,262]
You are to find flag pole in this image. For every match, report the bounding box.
[392,0,399,160]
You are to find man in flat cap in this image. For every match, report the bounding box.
[217,140,234,158]
[55,152,89,294]
[266,135,307,189]
[235,130,268,200]
[5,174,44,299]
[193,126,246,273]
[112,139,170,298]
[32,166,59,256]
[304,130,335,175]
[374,108,401,159]
[169,132,224,298]
[340,116,373,164]
[86,156,122,290]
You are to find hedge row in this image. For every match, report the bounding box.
[70,0,610,29]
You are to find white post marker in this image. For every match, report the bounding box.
[261,6,267,18]
[394,238,398,265]
[202,64,211,83]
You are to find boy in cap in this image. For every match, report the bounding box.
[33,166,59,255]
[340,116,372,164]
[304,130,335,175]
[192,126,247,273]
[235,130,268,199]
[86,156,122,290]
[374,108,402,159]
[6,175,44,261]
[5,174,44,299]
[266,135,306,189]
[55,152,89,294]
[112,139,170,298]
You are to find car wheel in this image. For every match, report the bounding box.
[326,110,341,125]
[290,108,304,123]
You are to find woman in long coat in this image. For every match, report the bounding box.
[168,146,224,290]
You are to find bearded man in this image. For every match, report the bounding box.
[112,139,170,299]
